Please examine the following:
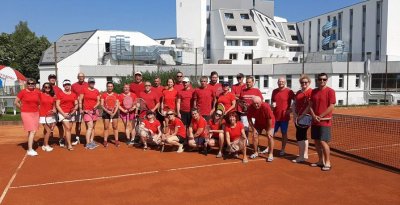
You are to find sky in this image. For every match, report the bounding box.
[0,0,362,42]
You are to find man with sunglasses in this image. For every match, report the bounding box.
[193,76,216,121]
[232,73,246,98]
[309,73,336,171]
[48,74,65,147]
[71,72,88,144]
[173,71,192,91]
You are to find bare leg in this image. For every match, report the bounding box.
[321,141,331,166]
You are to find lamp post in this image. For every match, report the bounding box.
[302,23,305,74]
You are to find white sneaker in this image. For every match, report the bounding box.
[177,144,184,153]
[260,147,269,154]
[27,149,38,156]
[72,137,80,146]
[41,145,53,152]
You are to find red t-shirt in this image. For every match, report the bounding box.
[191,117,207,138]
[39,92,56,116]
[208,83,222,95]
[139,91,159,111]
[118,92,137,110]
[143,119,161,134]
[177,88,194,112]
[311,87,336,126]
[239,88,264,112]
[271,88,294,121]
[247,102,275,130]
[168,118,186,138]
[52,85,62,95]
[82,88,99,110]
[294,88,312,115]
[174,82,193,92]
[17,89,40,112]
[57,91,77,113]
[208,119,226,137]
[162,89,178,111]
[101,92,119,111]
[232,83,245,97]
[152,86,165,100]
[130,82,145,96]
[217,92,236,112]
[193,87,215,116]
[71,82,89,96]
[225,121,244,141]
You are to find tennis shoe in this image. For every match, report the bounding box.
[41,145,53,152]
[267,156,274,162]
[216,152,223,158]
[177,144,184,153]
[72,137,80,146]
[250,153,258,159]
[260,147,269,154]
[27,149,38,156]
[59,139,65,147]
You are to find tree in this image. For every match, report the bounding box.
[0,21,50,80]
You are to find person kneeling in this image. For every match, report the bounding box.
[188,108,208,154]
[161,110,186,153]
[225,112,248,163]
[206,109,225,158]
[139,111,162,150]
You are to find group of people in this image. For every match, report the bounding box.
[15,70,335,171]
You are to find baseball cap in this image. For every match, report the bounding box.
[134,71,142,76]
[88,77,95,83]
[182,77,190,82]
[48,74,57,79]
[236,73,244,78]
[63,79,71,85]
[146,110,155,115]
[222,81,230,87]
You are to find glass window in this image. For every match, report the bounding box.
[272,30,277,37]
[286,75,292,88]
[225,13,234,19]
[263,75,269,88]
[227,40,239,46]
[265,18,271,25]
[219,76,224,83]
[244,54,253,60]
[265,27,271,34]
[106,76,112,82]
[355,74,360,88]
[227,26,237,31]
[339,74,344,88]
[229,53,238,60]
[288,25,295,30]
[255,76,260,88]
[228,76,233,84]
[291,35,299,41]
[240,13,249,19]
[242,40,254,46]
[243,26,253,32]
[258,14,264,21]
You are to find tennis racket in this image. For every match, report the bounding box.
[237,99,248,114]
[216,103,226,115]
[105,95,117,123]
[45,111,56,133]
[123,95,134,122]
[135,98,149,116]
[296,114,312,128]
[158,105,170,117]
[229,141,240,153]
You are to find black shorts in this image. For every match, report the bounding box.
[180,111,191,127]
[311,126,331,142]
[295,124,309,141]
[177,135,185,144]
[102,111,119,120]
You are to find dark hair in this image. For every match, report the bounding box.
[318,73,328,78]
[210,71,218,77]
[106,81,114,86]
[27,78,36,84]
[41,82,55,97]
[191,108,200,114]
[227,112,239,125]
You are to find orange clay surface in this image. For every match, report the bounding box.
[0,106,399,205]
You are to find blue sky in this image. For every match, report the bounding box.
[0,0,362,41]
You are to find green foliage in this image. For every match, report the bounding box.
[0,114,21,121]
[0,21,50,80]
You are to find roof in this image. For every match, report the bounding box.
[39,30,96,66]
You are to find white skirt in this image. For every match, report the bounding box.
[39,116,56,124]
[58,113,75,122]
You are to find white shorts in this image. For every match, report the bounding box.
[39,116,56,124]
[58,113,76,122]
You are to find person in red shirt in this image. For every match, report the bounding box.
[79,77,100,150]
[309,73,336,171]
[119,84,137,145]
[217,81,236,115]
[271,77,295,156]
[207,109,225,158]
[247,96,275,162]
[291,75,312,163]
[48,74,64,144]
[177,77,194,128]
[161,78,178,116]
[162,110,186,153]
[39,82,56,152]
[138,81,160,118]
[56,80,78,151]
[224,112,248,163]
[232,73,245,98]
[100,82,120,147]
[71,72,88,143]
[193,76,216,121]
[239,76,263,137]
[130,71,145,96]
[139,111,162,150]
[48,74,63,95]
[152,76,164,100]
[173,71,192,91]
[15,78,41,156]
[188,108,207,151]
[207,71,222,95]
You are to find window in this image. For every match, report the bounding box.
[219,76,224,83]
[228,76,233,84]
[263,75,269,88]
[288,25,295,30]
[339,74,344,88]
[265,18,271,25]
[105,43,110,52]
[338,100,344,106]
[106,76,112,82]
[291,35,299,41]
[258,14,264,21]
[242,40,254,46]
[272,30,277,37]
[244,53,253,60]
[227,40,239,46]
[229,53,237,60]
[255,76,260,88]
[171,40,175,44]
[243,26,253,32]
[371,74,400,91]
[286,75,292,88]
[240,13,249,19]
[278,32,283,39]
[225,13,234,19]
[265,27,271,34]
[289,47,301,52]
[160,40,165,45]
[227,26,237,31]
[271,21,276,28]
[355,74,360,88]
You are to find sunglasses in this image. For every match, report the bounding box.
[44,86,51,89]
[176,75,183,78]
[63,84,71,86]
[27,83,35,85]
[215,113,222,117]
[145,85,152,87]
[167,113,174,116]
[300,81,309,84]
[318,78,328,81]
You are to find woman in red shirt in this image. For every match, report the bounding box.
[15,79,41,156]
[207,109,225,158]
[161,78,178,117]
[79,78,100,150]
[188,108,207,152]
[225,112,248,163]
[100,82,120,147]
[118,84,137,145]
[139,111,162,150]
[39,82,56,152]
[162,110,186,153]
[56,80,78,151]
[217,81,236,115]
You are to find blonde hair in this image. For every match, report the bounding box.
[299,75,311,83]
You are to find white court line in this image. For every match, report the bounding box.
[9,170,159,189]
[10,159,266,190]
[0,154,27,204]
[344,143,400,152]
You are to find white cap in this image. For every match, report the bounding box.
[182,77,190,82]
[63,79,71,85]
[134,71,142,76]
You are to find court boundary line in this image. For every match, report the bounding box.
[0,154,27,204]
[344,143,400,152]
[10,159,266,190]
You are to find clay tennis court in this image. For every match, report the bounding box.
[0,106,399,205]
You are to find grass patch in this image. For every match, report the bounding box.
[0,114,21,121]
